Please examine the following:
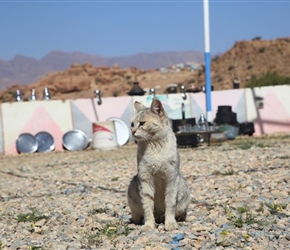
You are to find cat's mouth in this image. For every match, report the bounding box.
[132,135,141,140]
[132,134,145,141]
[132,131,140,140]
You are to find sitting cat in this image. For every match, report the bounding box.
[127,98,191,231]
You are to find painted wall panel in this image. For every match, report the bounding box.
[1,100,72,155]
[132,94,192,120]
[94,96,132,121]
[245,88,258,121]
[247,86,290,135]
[71,98,99,140]
[1,86,290,155]
[71,97,133,140]
[0,103,3,154]
[190,89,246,123]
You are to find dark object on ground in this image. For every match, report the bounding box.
[214,105,238,125]
[172,103,198,147]
[239,122,255,136]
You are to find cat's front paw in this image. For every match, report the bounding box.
[165,220,179,231]
[141,222,155,231]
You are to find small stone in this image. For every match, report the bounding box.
[285,233,290,241]
[193,225,210,232]
[10,239,23,249]
[216,235,232,247]
[191,240,202,249]
[187,233,198,240]
[215,217,228,226]
[133,236,149,246]
[34,218,46,227]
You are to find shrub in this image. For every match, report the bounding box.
[95,77,103,84]
[212,55,220,62]
[259,47,265,53]
[252,36,261,41]
[246,71,290,88]
[188,79,195,84]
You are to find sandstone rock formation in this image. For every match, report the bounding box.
[1,37,289,103]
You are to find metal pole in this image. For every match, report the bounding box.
[203,0,212,122]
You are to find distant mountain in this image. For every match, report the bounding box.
[0,50,204,90]
[1,37,290,103]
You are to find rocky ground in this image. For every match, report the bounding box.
[0,133,290,250]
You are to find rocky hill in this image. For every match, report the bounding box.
[0,50,203,90]
[207,37,290,89]
[0,37,289,103]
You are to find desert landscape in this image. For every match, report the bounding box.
[0,37,290,103]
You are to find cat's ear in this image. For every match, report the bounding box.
[150,98,165,116]
[134,101,147,111]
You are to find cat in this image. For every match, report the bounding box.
[127,98,191,231]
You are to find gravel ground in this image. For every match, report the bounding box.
[0,133,290,250]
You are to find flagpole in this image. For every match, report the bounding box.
[203,0,212,122]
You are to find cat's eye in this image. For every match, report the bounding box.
[139,121,146,126]
[131,122,134,128]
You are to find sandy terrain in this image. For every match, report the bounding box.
[0,134,289,249]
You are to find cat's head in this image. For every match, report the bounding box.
[131,98,169,141]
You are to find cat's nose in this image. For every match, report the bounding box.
[132,130,136,136]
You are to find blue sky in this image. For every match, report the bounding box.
[1,0,290,60]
